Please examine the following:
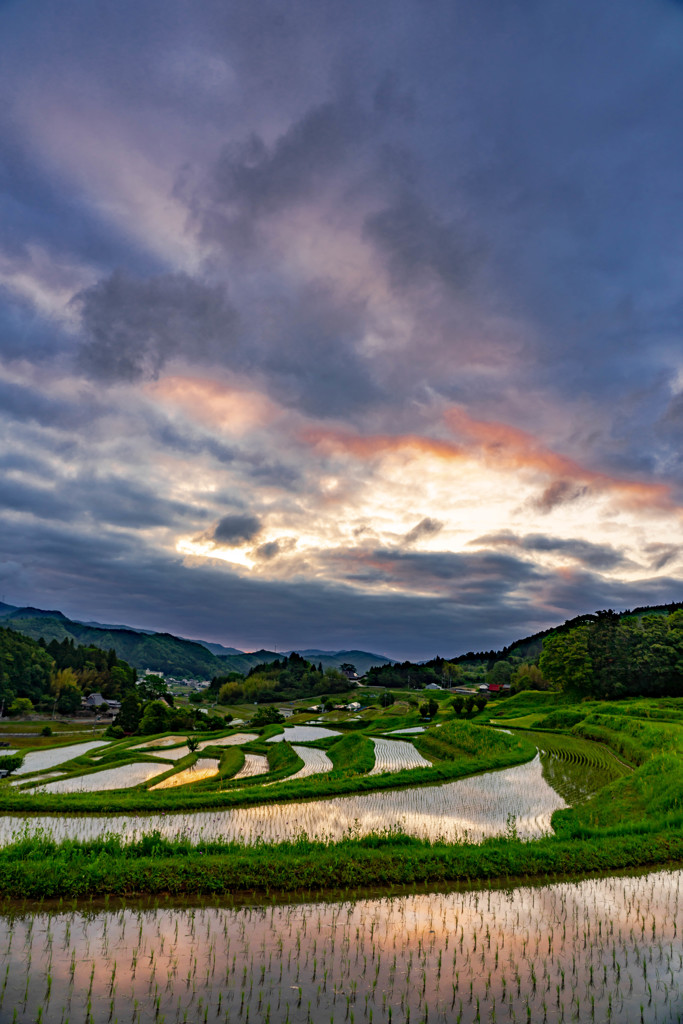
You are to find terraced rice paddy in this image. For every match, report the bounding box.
[516,729,632,806]
[369,737,432,774]
[199,732,257,748]
[12,740,108,775]
[130,735,187,749]
[0,868,679,1024]
[286,744,334,779]
[0,754,566,844]
[132,733,258,762]
[232,753,269,779]
[150,758,219,790]
[267,725,341,743]
[34,761,169,793]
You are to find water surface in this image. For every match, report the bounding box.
[0,754,565,844]
[0,869,679,1023]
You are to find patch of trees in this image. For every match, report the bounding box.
[0,627,53,707]
[210,652,350,704]
[365,662,443,689]
[42,637,137,701]
[539,609,683,699]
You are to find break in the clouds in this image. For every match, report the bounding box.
[1,0,683,659]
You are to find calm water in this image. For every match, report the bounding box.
[0,869,679,1023]
[0,754,565,845]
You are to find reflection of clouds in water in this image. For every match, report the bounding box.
[0,755,565,845]
[0,869,678,1024]
[35,761,169,793]
[13,741,109,775]
[151,758,219,790]
[369,737,431,775]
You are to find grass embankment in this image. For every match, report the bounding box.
[553,713,683,833]
[327,732,375,773]
[482,692,683,838]
[2,827,683,900]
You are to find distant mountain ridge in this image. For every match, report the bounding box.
[0,603,392,678]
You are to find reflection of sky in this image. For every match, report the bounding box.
[36,761,168,792]
[2,1,683,658]
[0,871,679,1023]
[13,741,109,775]
[0,755,565,844]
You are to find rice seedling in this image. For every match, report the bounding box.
[267,726,342,743]
[232,754,269,780]
[368,738,432,775]
[11,741,109,776]
[34,761,171,793]
[283,745,334,780]
[0,869,679,1023]
[150,759,220,790]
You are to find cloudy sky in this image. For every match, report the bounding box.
[1,0,683,659]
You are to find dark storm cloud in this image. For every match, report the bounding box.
[645,543,680,572]
[327,546,542,601]
[210,95,367,220]
[0,459,207,533]
[0,377,101,431]
[474,531,628,572]
[403,517,444,545]
[212,514,262,545]
[254,537,297,561]
[364,193,476,292]
[250,281,382,417]
[75,271,239,382]
[530,481,590,514]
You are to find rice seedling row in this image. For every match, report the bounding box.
[369,738,433,775]
[0,753,565,846]
[0,869,679,1023]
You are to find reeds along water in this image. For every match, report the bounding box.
[0,869,679,1023]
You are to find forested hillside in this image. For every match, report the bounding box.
[0,627,136,711]
[367,602,683,699]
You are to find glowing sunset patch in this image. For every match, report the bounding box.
[147,376,280,434]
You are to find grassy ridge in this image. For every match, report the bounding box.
[327,732,375,774]
[0,827,682,899]
[415,719,533,764]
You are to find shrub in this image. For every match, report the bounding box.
[41,725,52,736]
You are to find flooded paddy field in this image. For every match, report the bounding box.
[369,738,432,775]
[0,869,679,1024]
[0,754,565,845]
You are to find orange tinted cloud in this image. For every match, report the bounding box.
[444,406,674,511]
[299,427,464,461]
[147,376,279,434]
[300,412,674,515]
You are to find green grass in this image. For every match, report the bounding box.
[414,719,535,765]
[1,826,682,899]
[327,733,375,774]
